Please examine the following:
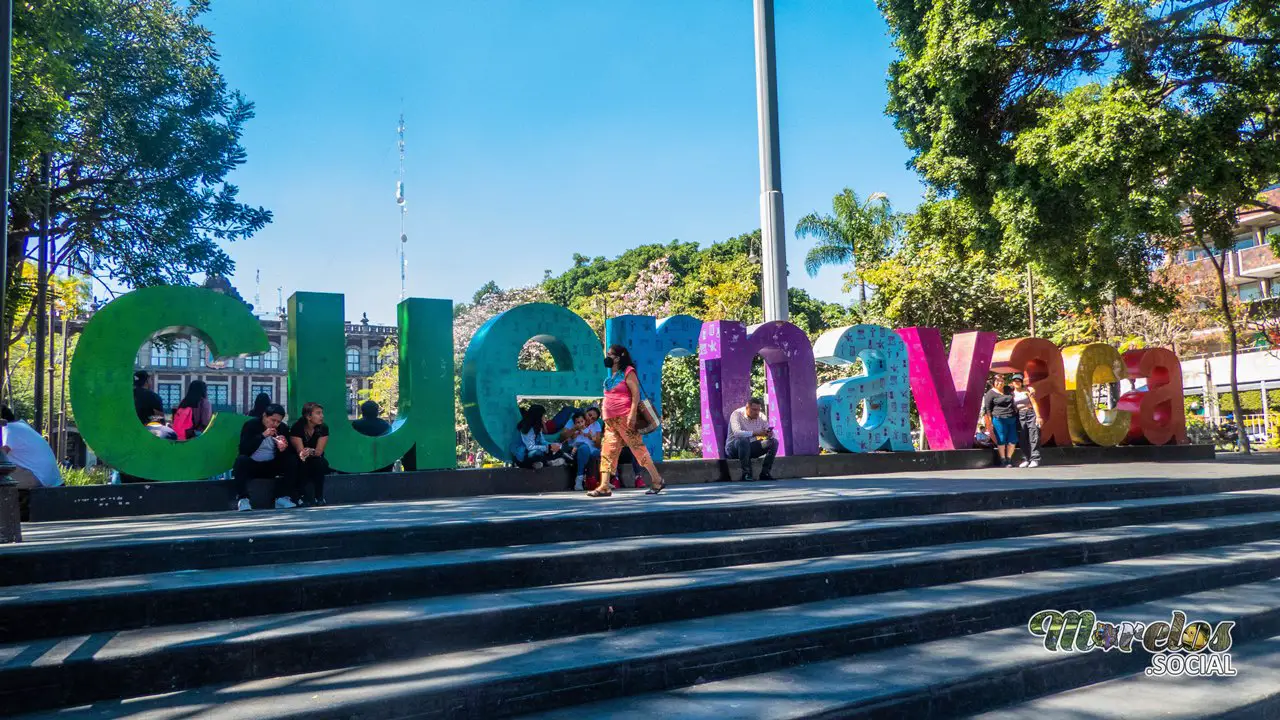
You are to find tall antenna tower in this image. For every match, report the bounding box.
[396,112,407,301]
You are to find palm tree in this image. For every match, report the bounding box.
[796,189,900,305]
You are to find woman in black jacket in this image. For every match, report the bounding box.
[232,403,298,511]
[289,402,331,506]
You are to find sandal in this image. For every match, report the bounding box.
[645,482,665,495]
[586,488,612,498]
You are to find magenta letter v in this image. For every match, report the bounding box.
[896,328,997,450]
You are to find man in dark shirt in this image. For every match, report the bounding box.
[133,371,164,425]
[982,373,1019,467]
[352,400,395,472]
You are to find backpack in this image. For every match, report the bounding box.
[172,406,195,441]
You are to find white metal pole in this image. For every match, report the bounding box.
[754,0,788,322]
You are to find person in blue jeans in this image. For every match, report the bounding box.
[563,409,602,491]
[982,373,1019,468]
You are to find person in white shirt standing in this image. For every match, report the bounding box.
[726,397,778,482]
[1,406,63,491]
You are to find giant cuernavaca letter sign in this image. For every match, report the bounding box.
[897,328,996,450]
[288,293,455,472]
[68,287,1192,481]
[70,287,269,480]
[698,320,820,460]
[813,325,913,453]
[461,303,603,463]
[604,314,701,462]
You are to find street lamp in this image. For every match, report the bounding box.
[754,0,788,322]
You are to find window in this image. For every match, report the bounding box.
[243,345,280,371]
[1234,233,1259,251]
[1238,281,1264,302]
[157,383,182,410]
[370,347,384,372]
[251,383,274,402]
[1267,225,1280,240]
[1270,281,1280,298]
[346,347,361,373]
[149,340,190,367]
[207,383,230,409]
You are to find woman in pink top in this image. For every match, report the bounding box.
[589,344,665,497]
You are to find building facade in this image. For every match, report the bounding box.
[1170,185,1280,438]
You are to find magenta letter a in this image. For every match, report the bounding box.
[896,328,996,450]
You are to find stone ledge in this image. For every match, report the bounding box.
[26,444,1214,522]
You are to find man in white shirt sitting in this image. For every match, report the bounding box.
[1,406,63,520]
[726,397,778,482]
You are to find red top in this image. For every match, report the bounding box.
[603,366,636,419]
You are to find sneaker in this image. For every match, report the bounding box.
[634,477,647,489]
[274,497,297,509]
[312,498,327,506]
[1018,460,1030,468]
[574,476,585,492]
[742,474,755,482]
[532,461,545,470]
[759,472,775,482]
[1028,460,1040,468]
[1005,461,1015,468]
[236,498,251,512]
[546,457,567,467]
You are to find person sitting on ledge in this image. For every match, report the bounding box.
[233,403,297,511]
[133,370,163,426]
[1,405,62,520]
[290,402,331,506]
[352,400,395,472]
[510,404,567,469]
[726,397,777,482]
[562,409,602,491]
[145,411,178,440]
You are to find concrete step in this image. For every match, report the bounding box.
[6,471,1276,586]
[968,635,1280,720]
[526,578,1280,720]
[14,541,1280,720]
[6,523,1280,716]
[4,495,1280,644]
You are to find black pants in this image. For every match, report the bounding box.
[232,453,297,501]
[294,456,330,502]
[1018,411,1041,463]
[726,437,778,477]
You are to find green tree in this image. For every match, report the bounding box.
[8,0,270,346]
[5,262,91,424]
[879,0,1280,452]
[796,189,901,305]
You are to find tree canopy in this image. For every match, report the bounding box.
[9,0,270,292]
[879,0,1280,304]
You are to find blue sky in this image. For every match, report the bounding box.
[200,0,924,324]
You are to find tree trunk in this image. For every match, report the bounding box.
[1207,241,1251,454]
[859,280,867,306]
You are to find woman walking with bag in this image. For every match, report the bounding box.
[588,344,665,497]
